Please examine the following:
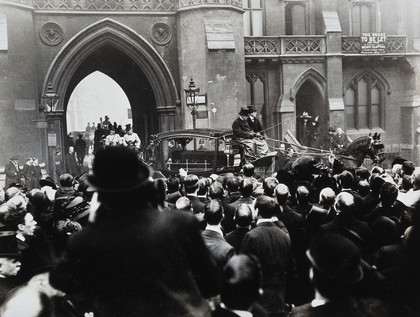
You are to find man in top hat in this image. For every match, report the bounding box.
[5,156,22,189]
[232,106,273,163]
[0,231,22,303]
[122,124,141,150]
[50,146,221,316]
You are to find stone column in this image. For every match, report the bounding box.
[177,1,246,130]
[405,56,420,164]
[323,11,345,130]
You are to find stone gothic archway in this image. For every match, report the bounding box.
[41,18,179,142]
[293,68,327,146]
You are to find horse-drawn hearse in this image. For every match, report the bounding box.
[143,128,241,177]
[142,126,385,178]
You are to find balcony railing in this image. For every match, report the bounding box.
[244,37,280,55]
[282,36,326,54]
[245,35,407,56]
[342,36,407,54]
[244,36,326,56]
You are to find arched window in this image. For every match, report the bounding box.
[246,73,266,121]
[0,15,7,50]
[285,1,309,35]
[351,1,376,36]
[243,0,263,36]
[345,72,384,130]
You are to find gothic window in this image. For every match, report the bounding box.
[0,15,7,50]
[243,0,263,36]
[351,1,376,36]
[345,73,384,130]
[246,74,266,120]
[285,0,309,35]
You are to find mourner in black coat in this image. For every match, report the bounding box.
[50,147,220,317]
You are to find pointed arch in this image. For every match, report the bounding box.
[293,68,327,97]
[42,18,178,113]
[343,69,388,130]
[343,68,391,95]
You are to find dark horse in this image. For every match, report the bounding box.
[332,132,385,172]
[290,132,385,180]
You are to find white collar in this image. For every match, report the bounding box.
[256,218,274,225]
[311,291,329,308]
[205,224,224,237]
[220,303,253,317]
[16,233,25,242]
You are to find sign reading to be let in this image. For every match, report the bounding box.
[361,32,387,54]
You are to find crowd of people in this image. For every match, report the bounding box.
[0,143,420,316]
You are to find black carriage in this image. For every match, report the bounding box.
[144,129,242,177]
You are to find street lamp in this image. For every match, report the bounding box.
[42,82,62,181]
[43,82,59,113]
[184,78,200,130]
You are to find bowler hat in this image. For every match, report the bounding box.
[239,106,250,116]
[88,146,150,193]
[39,176,57,189]
[0,231,21,257]
[307,233,363,284]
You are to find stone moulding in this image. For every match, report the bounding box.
[33,0,176,11]
[178,0,241,8]
[40,22,64,46]
[31,0,242,10]
[150,22,172,45]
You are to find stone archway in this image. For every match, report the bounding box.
[293,68,327,146]
[42,18,179,149]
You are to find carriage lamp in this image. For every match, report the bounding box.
[42,82,59,113]
[184,78,200,130]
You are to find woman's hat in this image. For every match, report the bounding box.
[88,146,150,193]
[39,176,57,189]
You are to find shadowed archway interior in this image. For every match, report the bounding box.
[64,44,158,144]
[296,80,326,146]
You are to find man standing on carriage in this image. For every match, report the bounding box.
[232,106,274,163]
[321,126,339,151]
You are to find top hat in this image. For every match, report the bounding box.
[402,161,415,174]
[239,106,250,116]
[88,146,150,193]
[39,176,57,189]
[307,233,363,284]
[248,105,257,113]
[0,231,21,257]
